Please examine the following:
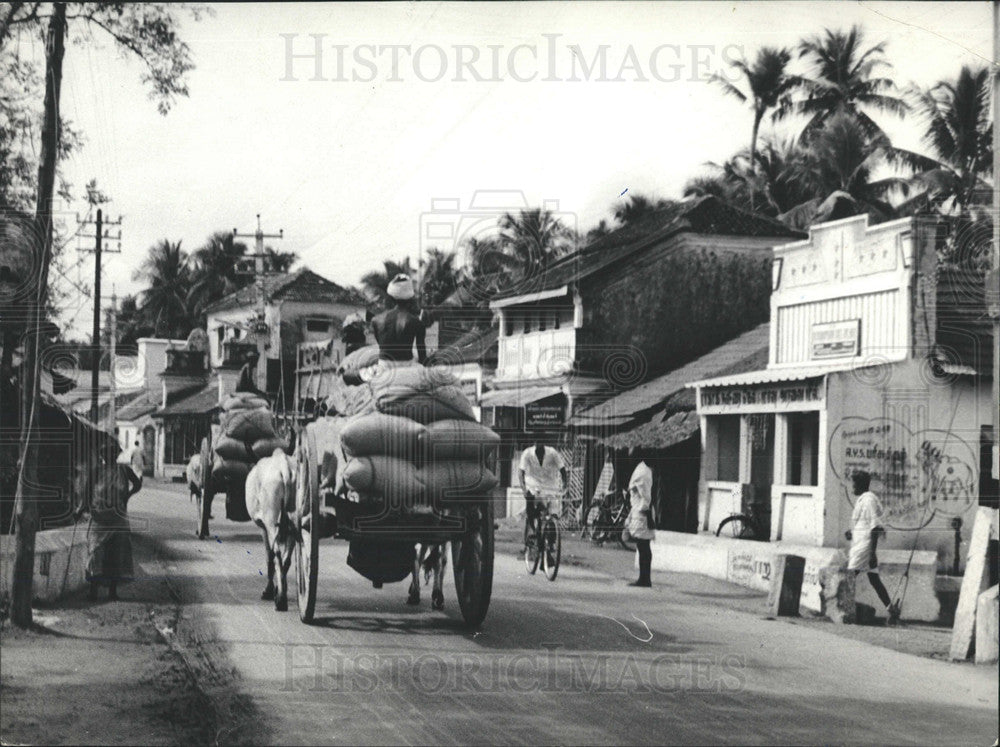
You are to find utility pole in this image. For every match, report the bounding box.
[109,288,117,440]
[12,2,66,629]
[77,208,122,425]
[991,0,1000,481]
[234,215,283,395]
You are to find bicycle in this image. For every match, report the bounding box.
[524,492,565,581]
[715,500,767,539]
[586,489,634,550]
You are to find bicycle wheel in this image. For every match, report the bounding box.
[542,515,561,581]
[524,527,540,575]
[716,514,752,539]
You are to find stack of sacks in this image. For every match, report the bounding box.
[339,391,499,508]
[338,345,380,386]
[213,392,284,484]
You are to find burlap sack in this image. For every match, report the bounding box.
[342,454,497,502]
[222,408,276,442]
[376,385,475,424]
[340,413,426,459]
[214,435,254,461]
[222,393,269,412]
[419,419,500,463]
[251,437,289,460]
[212,457,250,483]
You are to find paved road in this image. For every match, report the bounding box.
[133,482,997,746]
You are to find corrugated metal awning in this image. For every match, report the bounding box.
[479,386,564,408]
[687,360,889,389]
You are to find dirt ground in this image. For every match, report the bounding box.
[0,530,256,747]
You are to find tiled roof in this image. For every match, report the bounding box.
[427,327,498,366]
[572,323,771,426]
[203,268,367,314]
[496,196,804,300]
[153,382,221,417]
[600,410,700,451]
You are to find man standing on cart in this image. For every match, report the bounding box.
[518,441,568,556]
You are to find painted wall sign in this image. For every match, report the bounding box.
[700,382,823,413]
[810,319,860,360]
[828,416,978,530]
[726,548,772,591]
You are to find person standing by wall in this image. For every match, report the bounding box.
[624,460,655,587]
[128,439,145,489]
[846,470,900,625]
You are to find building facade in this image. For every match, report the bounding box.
[691,214,994,573]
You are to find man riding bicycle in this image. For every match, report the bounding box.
[518,441,568,556]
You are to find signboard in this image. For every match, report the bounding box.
[726,548,772,591]
[810,319,860,360]
[525,397,566,430]
[699,381,823,414]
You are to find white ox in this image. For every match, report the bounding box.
[245,448,297,611]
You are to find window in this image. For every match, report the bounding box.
[306,319,331,333]
[787,412,820,486]
[217,327,225,358]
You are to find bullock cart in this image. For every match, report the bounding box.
[294,415,496,628]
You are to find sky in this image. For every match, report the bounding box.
[18,1,994,337]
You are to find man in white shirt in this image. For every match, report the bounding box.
[846,470,899,625]
[518,442,568,554]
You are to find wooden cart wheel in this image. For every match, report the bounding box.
[452,500,494,629]
[197,436,214,539]
[295,425,320,624]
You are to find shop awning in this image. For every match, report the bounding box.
[479,385,564,408]
[687,360,890,389]
[600,410,700,451]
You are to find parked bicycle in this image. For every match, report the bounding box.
[524,491,565,581]
[715,500,767,540]
[585,489,634,550]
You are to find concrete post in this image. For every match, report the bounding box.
[768,554,805,617]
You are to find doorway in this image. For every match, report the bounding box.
[142,425,156,477]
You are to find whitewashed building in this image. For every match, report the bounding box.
[691,214,994,575]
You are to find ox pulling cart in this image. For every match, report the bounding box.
[290,344,500,628]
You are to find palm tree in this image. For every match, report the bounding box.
[418,247,460,308]
[904,65,993,214]
[793,26,908,140]
[611,193,674,227]
[778,112,908,228]
[710,46,798,175]
[499,207,574,263]
[186,232,248,318]
[360,257,416,305]
[134,239,194,338]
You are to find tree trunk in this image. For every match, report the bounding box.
[11,2,66,628]
[749,109,763,211]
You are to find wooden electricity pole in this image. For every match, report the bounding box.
[234,215,283,393]
[77,209,121,424]
[11,2,66,628]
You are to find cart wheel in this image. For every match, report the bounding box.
[197,436,214,540]
[296,425,320,624]
[452,501,494,628]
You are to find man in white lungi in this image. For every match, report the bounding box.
[518,442,568,555]
[846,471,900,625]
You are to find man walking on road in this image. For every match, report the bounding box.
[846,470,900,625]
[121,439,145,491]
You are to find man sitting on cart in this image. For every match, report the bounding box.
[371,274,432,365]
[236,348,267,398]
[518,441,568,556]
